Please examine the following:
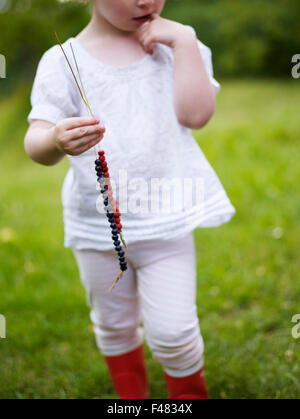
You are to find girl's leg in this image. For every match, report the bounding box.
[133,233,208,399]
[72,248,149,398]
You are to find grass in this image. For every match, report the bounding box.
[0,79,300,399]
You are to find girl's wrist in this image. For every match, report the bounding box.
[48,126,65,157]
[44,126,66,165]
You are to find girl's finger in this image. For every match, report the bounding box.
[143,34,154,48]
[70,123,105,140]
[64,116,100,130]
[76,135,103,155]
[74,131,104,148]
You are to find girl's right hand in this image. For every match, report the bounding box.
[51,116,105,156]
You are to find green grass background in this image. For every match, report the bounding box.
[0,79,299,399]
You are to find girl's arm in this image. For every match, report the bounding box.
[24,117,105,166]
[136,17,217,130]
[24,120,65,166]
[172,34,216,130]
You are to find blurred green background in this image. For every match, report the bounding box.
[1,0,300,87]
[0,0,300,399]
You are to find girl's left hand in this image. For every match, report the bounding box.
[135,13,194,54]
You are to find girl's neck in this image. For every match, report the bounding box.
[80,7,138,43]
[74,8,147,67]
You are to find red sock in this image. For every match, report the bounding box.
[164,367,209,399]
[104,344,149,399]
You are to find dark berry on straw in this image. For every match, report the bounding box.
[95,151,127,288]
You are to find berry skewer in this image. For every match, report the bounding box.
[54,31,128,291]
[95,151,128,291]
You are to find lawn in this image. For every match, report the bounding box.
[0,79,299,399]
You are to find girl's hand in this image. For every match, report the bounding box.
[135,13,195,54]
[51,116,105,156]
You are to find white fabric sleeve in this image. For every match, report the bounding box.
[184,25,221,94]
[27,45,80,125]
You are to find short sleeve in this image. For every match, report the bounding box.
[27,44,80,125]
[184,25,221,94]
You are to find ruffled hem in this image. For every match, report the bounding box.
[63,194,236,251]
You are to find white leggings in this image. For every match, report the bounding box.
[72,232,204,377]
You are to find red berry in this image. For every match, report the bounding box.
[102,161,107,169]
[114,217,120,224]
[100,156,106,162]
[98,150,105,155]
[103,172,109,178]
[116,223,122,230]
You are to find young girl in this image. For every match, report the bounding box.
[25,0,236,399]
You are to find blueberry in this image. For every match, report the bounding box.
[119,256,125,263]
[114,240,121,246]
[120,263,127,271]
[95,159,101,166]
[118,250,125,258]
[115,245,122,252]
[112,228,118,235]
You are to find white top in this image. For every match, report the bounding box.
[28,25,236,251]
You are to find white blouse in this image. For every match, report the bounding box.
[27,26,236,251]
